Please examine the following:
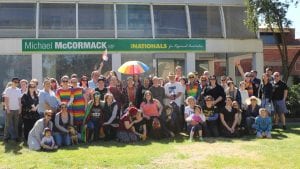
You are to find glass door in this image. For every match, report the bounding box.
[155,53,185,78]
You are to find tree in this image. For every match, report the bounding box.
[244,0,300,82]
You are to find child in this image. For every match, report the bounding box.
[253,108,272,139]
[40,128,58,151]
[162,105,176,137]
[185,105,205,141]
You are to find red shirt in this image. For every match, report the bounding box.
[140,100,160,117]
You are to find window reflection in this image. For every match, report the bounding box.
[43,54,112,80]
[223,6,256,39]
[190,6,222,38]
[39,3,76,37]
[154,5,188,38]
[117,5,152,38]
[0,3,35,37]
[79,4,114,38]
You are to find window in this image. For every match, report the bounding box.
[117,5,152,38]
[78,4,114,38]
[154,5,188,38]
[260,33,281,44]
[223,6,256,39]
[39,3,76,38]
[0,55,32,93]
[190,6,222,38]
[43,54,112,80]
[0,3,36,37]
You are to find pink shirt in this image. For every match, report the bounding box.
[140,100,160,117]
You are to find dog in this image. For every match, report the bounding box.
[68,126,78,145]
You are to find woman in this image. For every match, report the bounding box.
[202,95,219,137]
[108,75,124,112]
[122,76,143,109]
[149,76,165,106]
[258,73,273,113]
[56,75,74,109]
[102,93,119,140]
[116,107,139,143]
[184,96,196,121]
[70,77,86,130]
[220,96,239,137]
[225,80,241,106]
[141,77,152,97]
[239,81,250,110]
[21,82,40,142]
[133,110,147,141]
[140,90,163,134]
[53,102,73,147]
[79,75,93,102]
[28,110,53,151]
[82,92,104,142]
[204,75,226,110]
[245,96,261,134]
[50,78,59,93]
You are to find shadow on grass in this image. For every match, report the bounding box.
[1,140,23,155]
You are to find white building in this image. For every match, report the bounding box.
[0,0,263,92]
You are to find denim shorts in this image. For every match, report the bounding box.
[273,100,288,114]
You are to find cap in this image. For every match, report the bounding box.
[98,75,106,82]
[128,107,138,116]
[11,77,20,82]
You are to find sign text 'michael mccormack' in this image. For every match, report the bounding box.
[23,41,107,51]
[22,39,206,52]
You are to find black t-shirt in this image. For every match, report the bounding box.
[90,104,103,121]
[220,107,237,125]
[204,84,226,108]
[134,118,147,134]
[94,87,108,100]
[272,80,288,100]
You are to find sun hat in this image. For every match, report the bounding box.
[245,96,261,105]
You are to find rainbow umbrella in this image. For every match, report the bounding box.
[118,61,150,75]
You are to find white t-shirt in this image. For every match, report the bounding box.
[4,87,22,110]
[164,82,184,106]
[184,106,195,118]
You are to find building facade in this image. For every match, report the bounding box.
[0,0,263,92]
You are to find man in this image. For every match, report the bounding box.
[220,75,228,91]
[175,66,183,82]
[4,77,22,142]
[251,70,261,97]
[164,72,184,107]
[272,72,288,130]
[149,76,165,106]
[265,67,274,83]
[88,71,100,89]
[38,78,59,117]
[94,76,108,101]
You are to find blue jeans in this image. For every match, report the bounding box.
[54,132,71,147]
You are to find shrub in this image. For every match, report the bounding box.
[286,84,300,117]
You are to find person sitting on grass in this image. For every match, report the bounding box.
[133,110,147,141]
[253,108,272,139]
[40,127,58,151]
[220,96,239,137]
[245,96,261,134]
[185,105,206,142]
[116,107,139,143]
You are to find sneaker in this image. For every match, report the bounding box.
[199,137,204,141]
[282,125,287,130]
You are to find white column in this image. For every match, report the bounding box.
[186,53,195,74]
[150,4,155,38]
[114,4,117,38]
[32,54,43,89]
[185,5,192,38]
[112,53,122,78]
[228,56,236,82]
[75,2,79,38]
[35,2,39,38]
[252,52,264,79]
[208,60,215,75]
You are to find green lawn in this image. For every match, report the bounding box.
[1,125,300,169]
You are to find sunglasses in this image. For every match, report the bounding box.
[61,106,67,108]
[82,79,88,81]
[62,80,68,83]
[274,75,280,77]
[71,81,77,83]
[29,86,36,88]
[45,114,52,117]
[189,76,194,79]
[13,81,20,83]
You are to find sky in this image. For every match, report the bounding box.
[285,2,300,38]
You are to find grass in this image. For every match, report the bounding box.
[1,125,300,169]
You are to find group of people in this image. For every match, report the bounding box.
[1,64,289,151]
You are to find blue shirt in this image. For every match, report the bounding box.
[88,80,97,89]
[38,89,59,114]
[253,116,272,132]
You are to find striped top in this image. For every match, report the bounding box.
[56,87,73,103]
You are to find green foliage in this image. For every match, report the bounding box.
[244,0,291,32]
[287,84,300,116]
